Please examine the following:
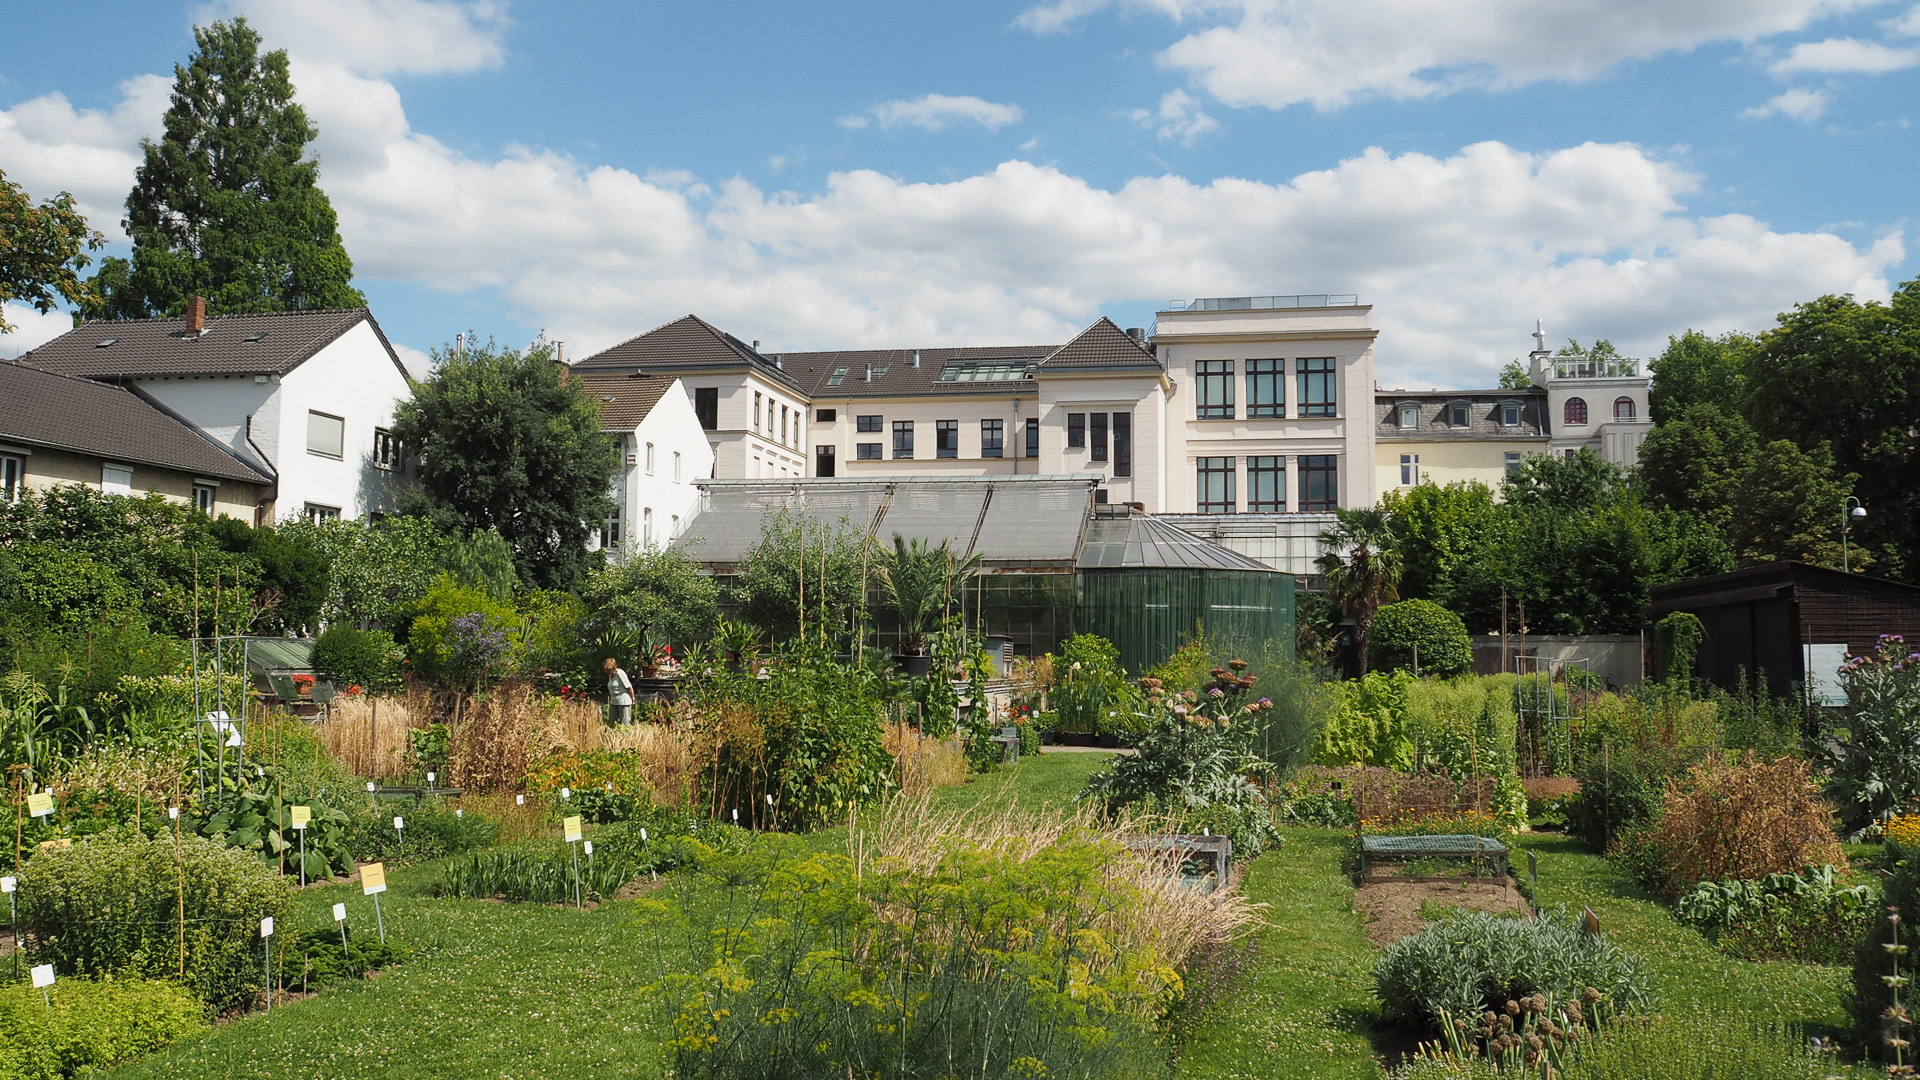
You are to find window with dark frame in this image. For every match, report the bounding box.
[753,391,762,431]
[192,483,216,515]
[980,419,1004,458]
[1298,358,1336,417]
[1564,397,1588,425]
[1112,412,1131,477]
[936,420,958,458]
[1299,455,1338,511]
[1025,417,1039,458]
[373,427,402,471]
[817,408,836,422]
[857,443,883,460]
[693,387,718,430]
[1246,358,1284,418]
[1504,452,1522,475]
[1066,412,1085,448]
[893,420,915,458]
[1247,456,1283,512]
[1196,457,1235,514]
[857,414,883,433]
[1613,397,1636,421]
[1448,403,1469,427]
[1400,453,1420,486]
[1090,413,1108,462]
[1196,360,1234,419]
[815,445,836,477]
[1500,402,1521,427]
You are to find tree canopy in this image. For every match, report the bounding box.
[391,336,619,590]
[83,18,363,319]
[0,169,104,333]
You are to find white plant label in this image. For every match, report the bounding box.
[455,808,463,818]
[731,808,739,822]
[605,783,613,791]
[367,782,376,793]
[766,794,774,807]
[639,828,648,841]
[583,840,594,856]
[393,816,405,831]
[516,794,525,805]
[30,964,53,989]
[260,916,274,938]
[332,903,347,922]
[168,806,180,820]
[1,876,14,894]
[427,772,436,784]
[560,787,571,801]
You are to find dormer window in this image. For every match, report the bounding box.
[1397,405,1418,429]
[1448,402,1470,428]
[1500,402,1522,427]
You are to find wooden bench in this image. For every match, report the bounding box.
[1124,833,1235,893]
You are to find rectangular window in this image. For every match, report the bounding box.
[602,506,623,549]
[768,399,775,436]
[1025,418,1039,458]
[1298,358,1336,417]
[102,465,133,495]
[693,387,719,430]
[1299,455,1339,511]
[1500,403,1521,427]
[1112,412,1132,478]
[857,414,883,433]
[1247,456,1284,512]
[642,507,653,547]
[827,366,848,387]
[817,408,837,423]
[1400,453,1420,486]
[1,455,22,503]
[673,452,682,482]
[1196,360,1235,419]
[644,442,655,474]
[781,405,789,445]
[1196,457,1235,514]
[304,503,341,524]
[192,483,217,515]
[1399,405,1418,428]
[893,420,915,459]
[1504,452,1522,475]
[1246,359,1284,418]
[980,419,1004,458]
[816,445,837,476]
[1448,403,1469,427]
[373,428,402,471]
[1090,413,1108,462]
[306,411,344,458]
[1067,412,1085,448]
[857,443,883,460]
[936,420,959,458]
[753,392,762,431]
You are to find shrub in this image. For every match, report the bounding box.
[640,841,1177,1080]
[18,826,290,1009]
[1403,1010,1859,1080]
[405,575,520,690]
[1825,634,1920,836]
[1052,633,1133,737]
[439,821,722,904]
[1639,754,1843,896]
[1369,600,1472,677]
[1674,865,1876,964]
[0,976,205,1080]
[350,802,500,866]
[1373,909,1653,1032]
[1317,670,1415,770]
[1564,758,1667,852]
[309,624,402,693]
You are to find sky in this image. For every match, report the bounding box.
[1,0,1916,388]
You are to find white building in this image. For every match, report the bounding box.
[572,370,712,554]
[18,299,415,523]
[1525,323,1653,467]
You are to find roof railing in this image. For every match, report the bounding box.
[1552,357,1640,379]
[1162,294,1359,312]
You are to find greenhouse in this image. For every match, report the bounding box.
[671,476,1294,666]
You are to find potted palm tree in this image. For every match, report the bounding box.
[878,534,981,676]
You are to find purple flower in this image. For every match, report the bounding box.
[1207,687,1225,699]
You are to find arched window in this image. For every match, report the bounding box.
[1564,397,1588,425]
[1613,397,1636,421]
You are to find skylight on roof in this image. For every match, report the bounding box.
[95,339,117,348]
[827,366,848,386]
[246,332,267,342]
[937,360,1032,382]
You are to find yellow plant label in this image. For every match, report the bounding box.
[26,792,54,817]
[563,816,583,842]
[290,806,311,829]
[361,862,387,895]
[37,838,72,852]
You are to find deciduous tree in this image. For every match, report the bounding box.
[0,169,103,332]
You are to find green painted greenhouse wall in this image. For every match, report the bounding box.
[1076,569,1296,672]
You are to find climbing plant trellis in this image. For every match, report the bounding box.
[1513,654,1596,778]
[190,636,252,808]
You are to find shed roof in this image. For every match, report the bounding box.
[0,361,272,484]
[19,308,403,381]
[1647,561,1920,614]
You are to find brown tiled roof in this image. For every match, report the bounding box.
[572,371,678,429]
[19,308,404,381]
[1377,388,1549,439]
[0,361,272,484]
[1037,317,1159,371]
[783,345,1051,399]
[571,314,809,395]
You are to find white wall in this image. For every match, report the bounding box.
[273,319,413,520]
[674,371,808,478]
[130,374,279,475]
[812,393,1038,479]
[621,378,713,552]
[1036,372,1165,509]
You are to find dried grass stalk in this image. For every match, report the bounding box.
[602,713,700,806]
[882,719,966,797]
[1645,752,1843,893]
[314,694,415,780]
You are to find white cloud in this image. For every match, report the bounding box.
[1744,86,1833,120]
[1018,0,1883,110]
[197,0,511,75]
[1770,36,1920,73]
[0,75,170,237]
[1890,5,1920,36]
[0,304,78,358]
[1128,89,1221,144]
[839,94,1025,132]
[0,59,1901,390]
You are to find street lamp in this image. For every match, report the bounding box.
[1843,497,1867,572]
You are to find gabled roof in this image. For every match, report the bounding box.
[783,344,1051,399]
[1077,510,1275,571]
[571,314,808,394]
[0,361,272,484]
[571,371,678,429]
[1036,317,1160,372]
[18,308,405,382]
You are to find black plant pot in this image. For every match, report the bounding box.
[1097,734,1121,748]
[1059,732,1096,747]
[897,654,934,677]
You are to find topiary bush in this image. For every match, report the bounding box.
[18,826,290,1010]
[1368,599,1473,677]
[1373,909,1653,1032]
[0,975,205,1079]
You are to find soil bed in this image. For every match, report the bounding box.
[1354,876,1529,947]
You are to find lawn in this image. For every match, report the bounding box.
[111,752,1861,1079]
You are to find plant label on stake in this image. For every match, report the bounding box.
[426,771,436,789]
[260,916,274,1012]
[393,815,404,860]
[26,791,53,818]
[367,781,376,810]
[563,816,584,910]
[361,862,388,943]
[31,963,52,1009]
[333,902,350,961]
[560,787,571,802]
[291,807,311,888]
[516,794,525,806]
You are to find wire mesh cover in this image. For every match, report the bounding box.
[1360,835,1507,856]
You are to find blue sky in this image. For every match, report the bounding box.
[2,0,1915,387]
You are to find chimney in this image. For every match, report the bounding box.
[864,363,873,382]
[186,296,206,335]
[752,340,760,351]
[911,349,921,368]
[1124,327,1147,345]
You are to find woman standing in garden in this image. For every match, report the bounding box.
[604,657,634,724]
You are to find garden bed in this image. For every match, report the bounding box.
[1353,876,1529,947]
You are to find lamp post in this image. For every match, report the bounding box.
[1843,497,1867,572]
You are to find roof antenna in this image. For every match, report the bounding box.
[455,332,464,360]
